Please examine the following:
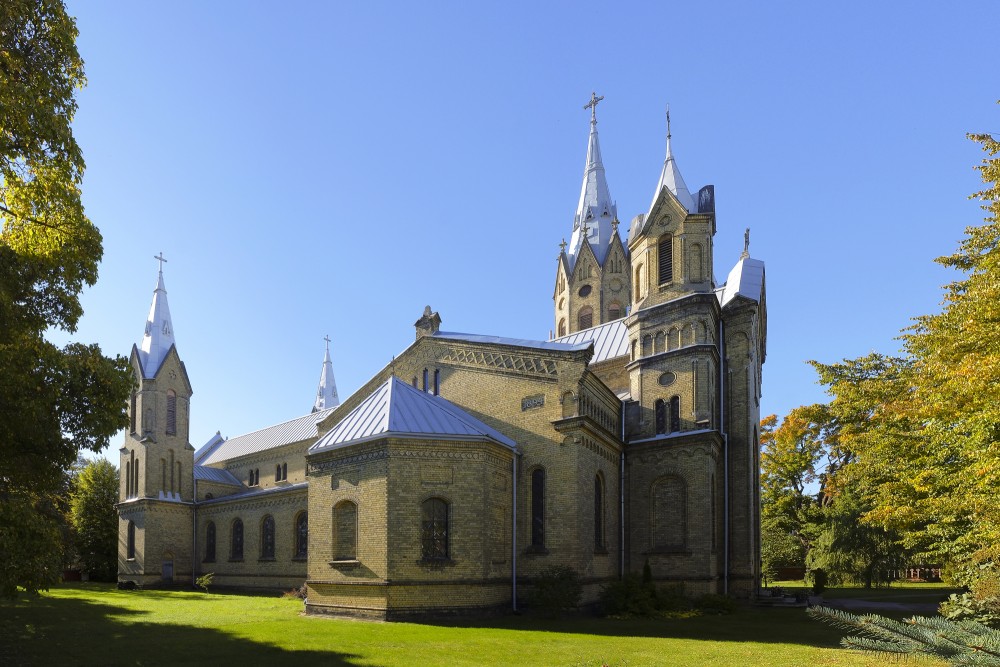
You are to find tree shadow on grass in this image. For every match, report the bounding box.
[0,592,359,667]
[417,606,847,648]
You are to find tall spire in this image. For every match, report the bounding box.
[649,104,695,214]
[313,335,340,412]
[138,252,175,378]
[568,92,617,268]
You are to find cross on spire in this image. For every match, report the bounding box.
[154,252,168,273]
[559,238,567,254]
[584,91,604,123]
[666,103,672,140]
[323,334,331,348]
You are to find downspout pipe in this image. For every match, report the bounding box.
[512,450,519,612]
[719,318,729,597]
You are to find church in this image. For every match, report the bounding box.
[117,96,766,619]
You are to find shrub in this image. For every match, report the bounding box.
[195,573,213,592]
[600,574,658,617]
[530,566,582,616]
[696,594,737,615]
[809,568,827,596]
[282,584,307,600]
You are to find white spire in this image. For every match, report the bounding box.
[649,105,695,214]
[568,92,617,268]
[138,253,175,378]
[313,335,340,412]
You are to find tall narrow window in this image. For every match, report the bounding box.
[669,396,680,433]
[161,459,167,494]
[125,460,131,499]
[205,522,216,562]
[558,318,566,337]
[421,498,449,560]
[275,464,281,481]
[127,521,136,559]
[594,475,605,549]
[282,462,287,481]
[176,463,182,496]
[231,519,244,560]
[130,392,137,433]
[295,512,308,559]
[634,263,644,302]
[433,369,440,396]
[261,516,275,559]
[655,399,666,434]
[169,450,175,493]
[423,368,428,391]
[531,468,545,549]
[578,306,593,330]
[133,458,139,497]
[658,235,673,285]
[412,376,417,387]
[333,501,357,560]
[166,390,177,435]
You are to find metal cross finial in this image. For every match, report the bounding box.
[584,91,604,123]
[559,238,567,254]
[154,252,168,272]
[666,103,672,140]
[323,334,331,351]
[580,219,590,239]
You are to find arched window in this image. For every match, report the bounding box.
[333,501,357,560]
[423,368,428,391]
[295,512,308,559]
[176,462,182,496]
[578,306,593,330]
[166,390,177,435]
[125,460,131,499]
[261,515,275,559]
[631,339,637,361]
[531,468,545,549]
[658,235,673,285]
[594,475,605,550]
[557,318,566,337]
[654,331,665,354]
[205,522,216,562]
[421,498,449,560]
[652,476,687,551]
[655,399,666,435]
[127,521,136,559]
[634,263,644,302]
[275,464,281,481]
[608,303,621,320]
[130,391,137,433]
[641,335,652,357]
[412,376,417,387]
[433,369,440,396]
[282,462,287,481]
[231,519,244,560]
[669,396,680,433]
[133,458,139,497]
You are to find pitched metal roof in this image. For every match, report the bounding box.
[198,481,307,506]
[432,331,590,353]
[195,406,337,466]
[309,376,516,455]
[718,257,765,307]
[193,465,243,486]
[137,266,176,378]
[553,318,629,364]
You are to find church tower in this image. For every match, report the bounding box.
[553,93,630,337]
[313,335,340,412]
[118,254,195,586]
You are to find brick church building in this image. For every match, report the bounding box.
[117,98,766,619]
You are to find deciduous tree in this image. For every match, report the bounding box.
[70,459,120,581]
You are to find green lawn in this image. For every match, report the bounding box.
[0,584,946,666]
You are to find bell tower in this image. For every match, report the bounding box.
[118,254,194,587]
[554,92,630,337]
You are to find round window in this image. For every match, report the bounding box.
[578,285,592,297]
[658,372,675,387]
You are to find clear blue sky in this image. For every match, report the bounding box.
[58,1,997,456]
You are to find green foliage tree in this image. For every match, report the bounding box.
[0,0,132,598]
[808,605,1000,666]
[70,459,120,581]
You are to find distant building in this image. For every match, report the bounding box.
[117,100,766,619]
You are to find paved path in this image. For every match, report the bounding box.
[819,597,940,615]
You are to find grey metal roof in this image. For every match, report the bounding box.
[310,376,516,454]
[198,481,308,506]
[195,406,337,466]
[432,331,590,353]
[553,318,629,364]
[718,257,765,307]
[193,465,243,487]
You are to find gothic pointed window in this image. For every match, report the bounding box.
[669,395,680,433]
[205,522,216,562]
[276,464,281,481]
[166,390,177,435]
[531,468,545,549]
[295,511,308,559]
[658,235,673,285]
[127,521,136,559]
[558,318,566,337]
[133,458,139,496]
[261,515,275,559]
[130,392,137,433]
[433,369,440,396]
[578,306,593,331]
[125,460,131,499]
[231,519,244,560]
[333,501,357,560]
[423,368,428,392]
[421,498,449,560]
[282,462,287,481]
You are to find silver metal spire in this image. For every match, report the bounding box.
[138,253,176,378]
[313,334,340,412]
[569,92,617,268]
[649,104,695,214]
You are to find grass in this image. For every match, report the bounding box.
[770,580,963,604]
[0,583,949,666]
